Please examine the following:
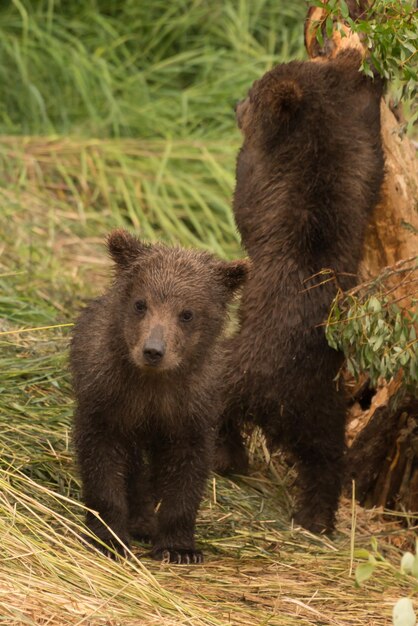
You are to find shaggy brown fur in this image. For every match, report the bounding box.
[216,50,384,533]
[70,230,247,562]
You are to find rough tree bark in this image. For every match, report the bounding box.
[304,1,418,514]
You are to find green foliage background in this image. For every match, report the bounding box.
[0,0,305,137]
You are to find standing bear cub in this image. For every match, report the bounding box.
[217,49,384,533]
[70,229,247,563]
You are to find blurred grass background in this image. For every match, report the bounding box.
[0,1,416,624]
[0,0,304,137]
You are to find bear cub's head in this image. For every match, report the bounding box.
[107,229,247,373]
[235,49,381,145]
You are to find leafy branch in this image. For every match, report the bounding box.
[325,256,418,388]
[310,0,418,128]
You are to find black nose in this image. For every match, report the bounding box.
[143,339,165,365]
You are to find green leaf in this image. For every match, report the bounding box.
[410,357,418,381]
[369,297,382,313]
[340,0,349,19]
[372,335,384,352]
[326,16,334,40]
[362,62,374,78]
[403,42,417,55]
[354,549,371,559]
[412,552,418,579]
[355,561,376,585]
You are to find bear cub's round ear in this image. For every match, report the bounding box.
[265,79,303,123]
[107,229,150,270]
[217,258,249,293]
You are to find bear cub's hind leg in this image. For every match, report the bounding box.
[287,399,346,534]
[214,412,249,476]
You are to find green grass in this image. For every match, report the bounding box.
[0,0,305,137]
[0,1,417,624]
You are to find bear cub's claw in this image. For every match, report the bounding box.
[83,526,131,560]
[151,547,204,564]
[87,535,130,560]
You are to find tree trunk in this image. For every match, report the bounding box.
[361,104,418,288]
[304,1,418,515]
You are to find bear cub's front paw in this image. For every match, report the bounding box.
[84,524,131,559]
[150,547,203,564]
[293,508,334,535]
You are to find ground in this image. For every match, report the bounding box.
[1,136,417,625]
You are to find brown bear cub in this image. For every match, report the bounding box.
[70,230,247,562]
[216,50,384,533]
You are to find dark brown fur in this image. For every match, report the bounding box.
[70,230,246,562]
[216,50,384,533]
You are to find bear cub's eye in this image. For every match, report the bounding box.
[179,309,194,323]
[134,299,147,315]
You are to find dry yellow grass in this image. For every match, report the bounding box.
[1,136,417,626]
